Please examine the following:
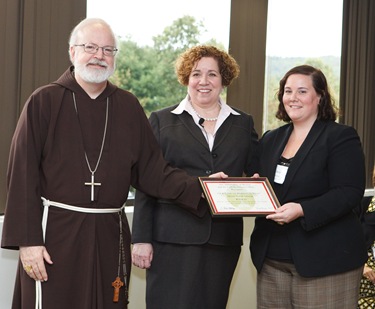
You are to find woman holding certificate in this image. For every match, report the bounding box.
[131,45,258,309]
[250,65,367,308]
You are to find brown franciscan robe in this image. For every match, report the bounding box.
[1,66,202,309]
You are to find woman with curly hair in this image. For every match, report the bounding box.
[131,45,258,309]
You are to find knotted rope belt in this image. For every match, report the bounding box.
[34,197,126,309]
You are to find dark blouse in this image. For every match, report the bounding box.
[266,156,293,262]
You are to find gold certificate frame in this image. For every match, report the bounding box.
[199,177,280,217]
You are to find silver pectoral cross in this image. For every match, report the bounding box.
[84,173,101,201]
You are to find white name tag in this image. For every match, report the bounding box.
[274,164,289,184]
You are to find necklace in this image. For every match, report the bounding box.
[72,92,109,201]
[196,115,218,122]
[190,102,220,121]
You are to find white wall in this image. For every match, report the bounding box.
[0,215,18,308]
[0,213,257,309]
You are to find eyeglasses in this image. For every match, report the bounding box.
[74,43,118,57]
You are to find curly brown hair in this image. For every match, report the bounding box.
[276,65,338,122]
[175,45,240,87]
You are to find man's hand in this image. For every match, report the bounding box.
[132,243,153,269]
[20,246,53,281]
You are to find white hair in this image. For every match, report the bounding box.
[68,18,119,61]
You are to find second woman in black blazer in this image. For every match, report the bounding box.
[250,65,367,308]
[131,45,258,309]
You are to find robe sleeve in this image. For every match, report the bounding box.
[129,105,204,216]
[1,90,52,249]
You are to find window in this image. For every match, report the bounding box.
[87,0,230,48]
[263,0,344,132]
[87,0,231,200]
[87,0,231,115]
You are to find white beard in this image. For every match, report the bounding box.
[74,59,115,83]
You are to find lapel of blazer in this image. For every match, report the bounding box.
[280,120,326,200]
[178,111,210,150]
[211,115,234,151]
[266,124,292,183]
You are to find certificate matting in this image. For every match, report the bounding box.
[199,177,280,217]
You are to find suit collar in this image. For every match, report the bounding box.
[266,124,292,180]
[178,112,210,149]
[269,120,327,199]
[177,111,237,152]
[172,96,239,151]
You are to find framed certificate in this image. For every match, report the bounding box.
[199,177,280,217]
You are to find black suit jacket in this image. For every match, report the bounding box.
[132,105,258,246]
[250,120,367,277]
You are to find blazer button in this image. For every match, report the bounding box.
[212,153,218,158]
[205,170,212,175]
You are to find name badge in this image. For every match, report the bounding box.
[274,164,289,184]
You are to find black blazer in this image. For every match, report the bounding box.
[132,104,258,246]
[250,120,367,277]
